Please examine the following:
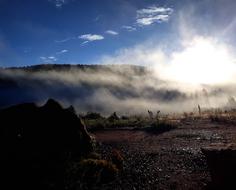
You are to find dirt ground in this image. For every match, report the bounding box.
[92,118,236,190]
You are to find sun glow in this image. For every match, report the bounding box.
[159,37,236,85]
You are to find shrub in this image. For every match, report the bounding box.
[142,120,176,134]
[183,112,188,118]
[209,114,228,123]
[111,149,124,170]
[209,114,220,122]
[78,159,119,185]
[85,119,106,131]
[108,112,119,121]
[121,115,129,120]
[85,152,102,160]
[83,112,104,120]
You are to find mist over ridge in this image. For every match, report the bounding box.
[0,64,235,115]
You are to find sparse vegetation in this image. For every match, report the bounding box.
[81,112,104,120]
[84,111,178,133]
[84,115,144,131]
[111,149,124,170]
[2,98,236,190]
[108,112,119,121]
[208,109,236,124]
[140,120,177,134]
[73,159,119,188]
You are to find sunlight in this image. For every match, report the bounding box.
[160,37,236,85]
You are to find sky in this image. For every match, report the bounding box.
[0,0,236,67]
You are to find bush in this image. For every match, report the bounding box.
[209,114,228,123]
[108,112,119,121]
[209,114,221,122]
[85,152,102,160]
[142,121,176,134]
[78,159,119,185]
[121,115,129,120]
[111,149,124,170]
[83,112,104,120]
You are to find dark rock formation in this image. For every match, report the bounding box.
[202,143,236,189]
[0,99,93,190]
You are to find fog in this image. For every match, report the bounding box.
[1,0,236,115]
[0,63,235,116]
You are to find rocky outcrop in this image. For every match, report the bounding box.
[0,99,93,190]
[202,143,236,189]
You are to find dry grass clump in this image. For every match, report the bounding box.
[79,159,119,183]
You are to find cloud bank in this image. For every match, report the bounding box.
[0,62,235,116]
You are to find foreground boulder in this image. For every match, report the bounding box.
[202,143,236,189]
[0,99,93,190]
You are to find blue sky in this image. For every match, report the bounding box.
[0,0,236,67]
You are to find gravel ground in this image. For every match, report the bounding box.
[92,119,236,190]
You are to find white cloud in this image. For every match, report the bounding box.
[98,34,236,88]
[79,34,104,41]
[137,7,173,16]
[94,15,102,22]
[55,37,73,43]
[122,25,136,32]
[78,34,104,44]
[105,30,119,35]
[49,0,68,8]
[81,41,90,46]
[56,49,68,54]
[40,56,57,63]
[137,15,170,26]
[136,6,173,26]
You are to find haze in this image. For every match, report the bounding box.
[0,0,236,113]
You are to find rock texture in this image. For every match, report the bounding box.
[0,99,93,190]
[202,143,236,189]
